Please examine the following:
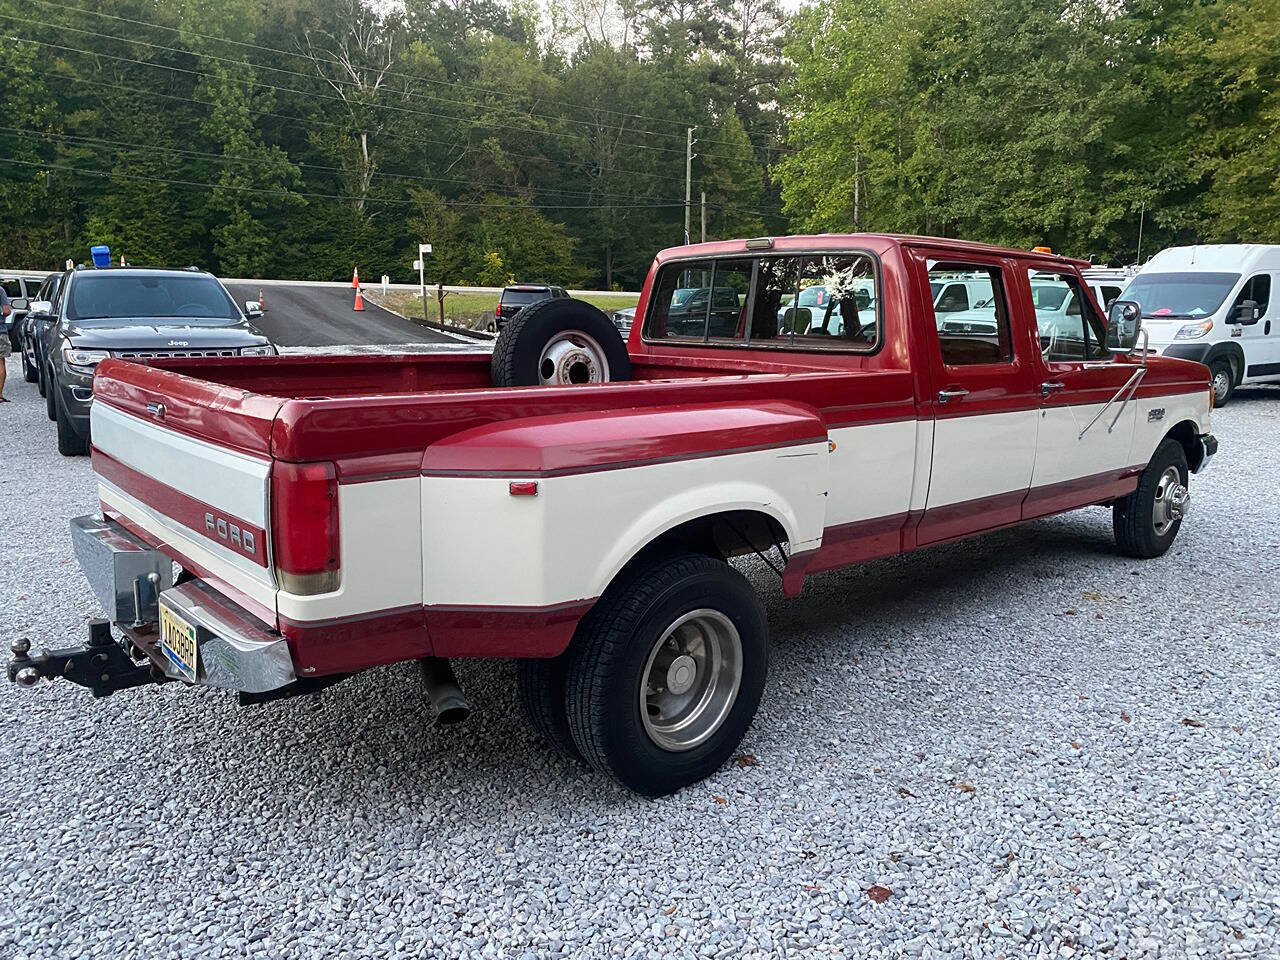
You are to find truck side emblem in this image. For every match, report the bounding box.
[146,401,165,420]
[204,511,256,557]
[1148,407,1165,422]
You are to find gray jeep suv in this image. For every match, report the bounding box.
[39,266,275,455]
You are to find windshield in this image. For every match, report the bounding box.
[797,286,828,308]
[67,274,239,323]
[1030,282,1070,311]
[1124,271,1240,318]
[670,288,700,306]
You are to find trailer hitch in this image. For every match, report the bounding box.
[7,619,165,698]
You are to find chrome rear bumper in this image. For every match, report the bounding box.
[54,514,296,695]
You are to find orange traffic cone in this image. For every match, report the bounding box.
[353,287,364,312]
[351,266,360,289]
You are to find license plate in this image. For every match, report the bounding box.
[159,602,199,681]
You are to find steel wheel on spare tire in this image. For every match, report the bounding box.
[490,298,630,387]
[564,550,768,797]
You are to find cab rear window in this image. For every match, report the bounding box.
[643,252,881,352]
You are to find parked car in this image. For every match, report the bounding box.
[930,273,997,325]
[1120,244,1280,406]
[21,271,65,392]
[495,284,568,329]
[2,275,41,352]
[611,305,636,335]
[7,234,1215,798]
[36,265,274,455]
[1080,266,1136,311]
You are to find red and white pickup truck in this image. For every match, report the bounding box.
[8,234,1216,796]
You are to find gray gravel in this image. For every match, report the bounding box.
[2,352,1278,959]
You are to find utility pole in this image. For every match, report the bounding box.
[1136,201,1146,264]
[684,127,696,244]
[700,191,706,243]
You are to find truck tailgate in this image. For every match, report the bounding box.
[90,359,284,626]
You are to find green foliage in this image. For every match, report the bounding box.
[0,0,783,286]
[780,0,1280,263]
[7,0,1272,281]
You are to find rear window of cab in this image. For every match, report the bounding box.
[643,251,881,352]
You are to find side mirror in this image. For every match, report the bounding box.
[1234,299,1260,325]
[1106,299,1143,354]
[244,300,264,318]
[11,297,28,311]
[28,300,52,317]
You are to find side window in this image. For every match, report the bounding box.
[935,283,969,313]
[1100,285,1123,310]
[1232,274,1272,317]
[929,262,1012,366]
[1029,270,1106,361]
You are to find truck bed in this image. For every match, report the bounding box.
[92,350,911,464]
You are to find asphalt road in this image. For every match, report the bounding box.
[223,282,461,347]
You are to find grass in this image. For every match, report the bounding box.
[375,290,639,331]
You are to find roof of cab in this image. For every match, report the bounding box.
[1141,244,1280,274]
[656,233,1091,269]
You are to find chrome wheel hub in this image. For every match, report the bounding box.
[538,330,610,385]
[640,609,743,752]
[1152,465,1189,536]
[1212,369,1230,399]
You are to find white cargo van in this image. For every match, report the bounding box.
[1123,244,1280,405]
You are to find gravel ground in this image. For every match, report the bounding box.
[1,353,1278,960]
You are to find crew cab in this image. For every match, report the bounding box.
[7,235,1217,797]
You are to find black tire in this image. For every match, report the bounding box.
[20,344,37,383]
[490,298,630,387]
[1209,360,1233,407]
[45,364,57,421]
[1113,438,1189,559]
[516,656,583,763]
[54,384,89,456]
[564,551,768,797]
[36,348,46,397]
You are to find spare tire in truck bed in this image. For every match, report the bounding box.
[490,298,631,387]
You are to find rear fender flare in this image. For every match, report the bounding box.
[588,481,815,601]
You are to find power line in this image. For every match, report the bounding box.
[22,0,778,152]
[3,126,695,204]
[0,156,702,210]
[9,10,708,150]
[7,31,731,162]
[23,64,690,187]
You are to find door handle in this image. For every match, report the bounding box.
[1041,381,1065,397]
[937,387,970,404]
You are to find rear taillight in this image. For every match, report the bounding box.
[271,460,340,595]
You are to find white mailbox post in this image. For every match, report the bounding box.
[417,243,433,324]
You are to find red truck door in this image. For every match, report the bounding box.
[1021,266,1141,517]
[910,251,1043,544]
